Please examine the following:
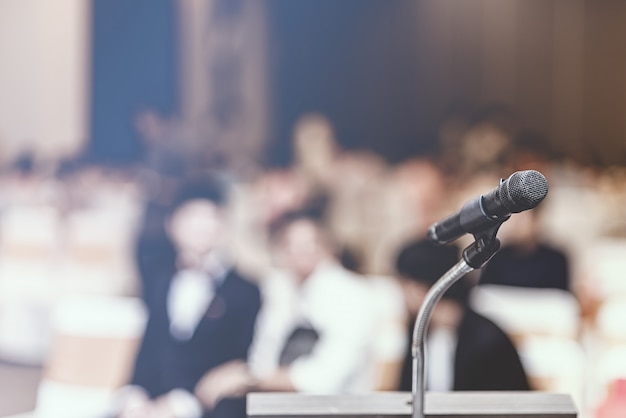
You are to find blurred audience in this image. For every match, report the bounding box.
[395,239,530,391]
[227,168,311,281]
[479,128,572,290]
[370,158,449,275]
[194,210,377,409]
[292,113,340,195]
[115,179,260,418]
[3,105,626,418]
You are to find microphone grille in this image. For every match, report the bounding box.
[505,170,549,212]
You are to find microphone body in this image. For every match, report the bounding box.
[428,170,548,245]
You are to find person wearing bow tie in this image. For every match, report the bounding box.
[114,178,260,418]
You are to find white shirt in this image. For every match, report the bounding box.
[426,326,457,391]
[368,276,408,362]
[167,253,229,341]
[249,261,376,393]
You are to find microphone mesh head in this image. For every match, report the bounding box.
[505,170,549,212]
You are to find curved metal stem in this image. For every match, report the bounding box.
[411,259,474,418]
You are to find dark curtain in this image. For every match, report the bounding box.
[265,0,426,166]
[89,0,178,162]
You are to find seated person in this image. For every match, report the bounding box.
[115,179,261,418]
[480,210,570,291]
[395,239,530,391]
[194,211,376,408]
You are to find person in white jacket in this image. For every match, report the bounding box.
[195,211,377,407]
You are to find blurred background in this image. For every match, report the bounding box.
[1,0,626,417]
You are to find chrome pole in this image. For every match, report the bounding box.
[411,259,474,418]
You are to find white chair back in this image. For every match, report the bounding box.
[35,297,146,418]
[470,284,580,341]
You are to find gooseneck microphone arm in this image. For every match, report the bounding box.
[410,233,501,418]
[411,258,474,418]
[410,170,548,418]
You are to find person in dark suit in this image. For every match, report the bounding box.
[395,239,529,392]
[117,178,261,418]
[479,210,570,291]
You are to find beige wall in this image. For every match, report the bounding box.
[0,0,89,162]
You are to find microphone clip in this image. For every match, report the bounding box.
[462,220,503,269]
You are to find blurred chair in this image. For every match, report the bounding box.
[518,336,585,404]
[469,285,584,399]
[0,205,61,365]
[32,296,146,418]
[60,208,139,296]
[596,297,626,348]
[470,284,580,343]
[586,239,626,301]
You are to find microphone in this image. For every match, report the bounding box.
[428,170,548,245]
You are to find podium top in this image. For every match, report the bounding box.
[247,392,577,418]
